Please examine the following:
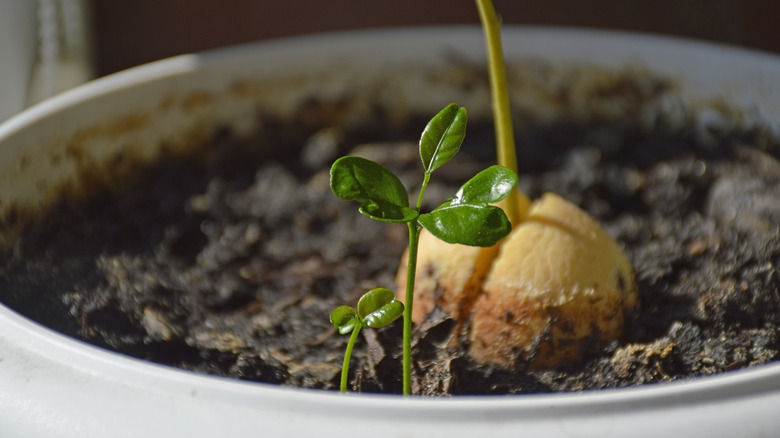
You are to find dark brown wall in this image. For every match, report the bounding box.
[93,0,780,77]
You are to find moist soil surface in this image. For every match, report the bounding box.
[2,106,779,395]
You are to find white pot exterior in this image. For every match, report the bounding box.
[1,27,779,437]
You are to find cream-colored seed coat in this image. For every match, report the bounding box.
[396,192,638,369]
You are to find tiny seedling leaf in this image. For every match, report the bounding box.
[418,204,512,247]
[330,156,417,223]
[357,288,396,319]
[363,300,404,329]
[358,288,405,329]
[450,165,517,206]
[330,305,361,335]
[419,104,468,174]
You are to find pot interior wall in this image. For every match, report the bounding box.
[2,27,779,248]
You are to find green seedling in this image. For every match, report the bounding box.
[330,103,517,394]
[330,287,404,393]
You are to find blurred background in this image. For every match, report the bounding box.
[2,0,779,122]
[93,0,780,76]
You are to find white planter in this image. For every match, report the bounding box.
[1,27,779,437]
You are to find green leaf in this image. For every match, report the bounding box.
[418,204,512,247]
[330,305,361,335]
[357,287,396,319]
[450,165,517,206]
[419,104,468,174]
[330,156,417,222]
[357,288,404,329]
[363,300,404,329]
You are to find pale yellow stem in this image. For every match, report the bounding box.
[475,0,531,223]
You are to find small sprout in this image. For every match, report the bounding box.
[330,104,516,395]
[330,288,404,393]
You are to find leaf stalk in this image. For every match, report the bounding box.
[340,323,362,393]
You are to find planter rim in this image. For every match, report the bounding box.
[1,25,779,437]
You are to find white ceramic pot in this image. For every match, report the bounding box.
[1,27,779,437]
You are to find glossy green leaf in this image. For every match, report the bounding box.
[356,288,395,319]
[330,156,417,222]
[419,104,468,174]
[450,165,517,206]
[357,288,405,329]
[418,204,512,247]
[330,305,361,335]
[363,300,404,329]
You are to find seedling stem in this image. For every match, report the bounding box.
[341,324,362,392]
[402,222,420,395]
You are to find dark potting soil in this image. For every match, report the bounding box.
[1,104,779,396]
